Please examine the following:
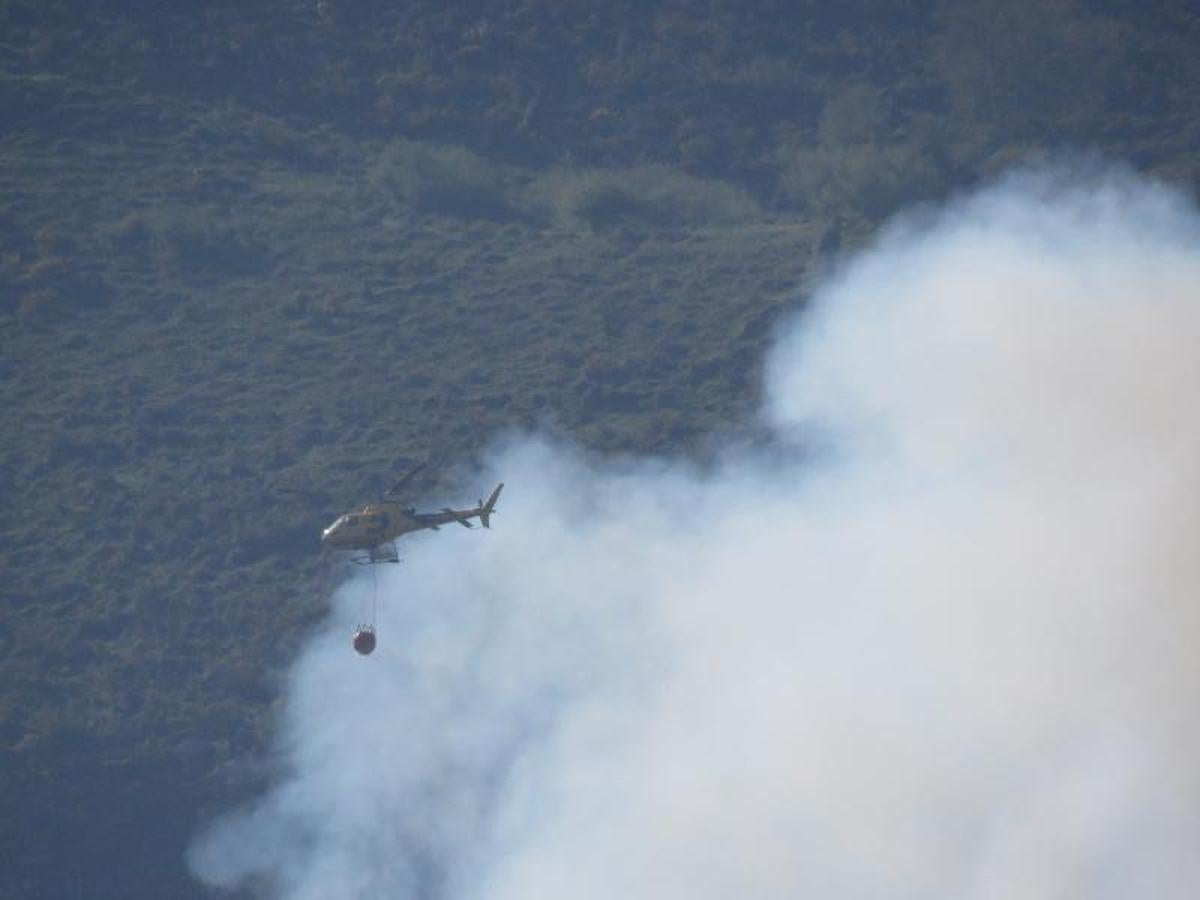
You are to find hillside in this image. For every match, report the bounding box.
[1,1,1198,897]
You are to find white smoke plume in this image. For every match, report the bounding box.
[189,167,1200,900]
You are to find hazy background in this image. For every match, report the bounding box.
[5,3,1200,897]
[190,168,1200,899]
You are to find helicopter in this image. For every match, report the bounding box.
[321,463,504,565]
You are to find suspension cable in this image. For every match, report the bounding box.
[371,562,379,629]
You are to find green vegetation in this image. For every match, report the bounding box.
[368,139,518,220]
[1,1,1198,897]
[524,165,763,229]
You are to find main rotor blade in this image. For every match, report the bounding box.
[383,461,428,499]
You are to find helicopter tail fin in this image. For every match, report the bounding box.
[479,483,503,528]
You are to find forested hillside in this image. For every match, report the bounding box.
[1,1,1197,897]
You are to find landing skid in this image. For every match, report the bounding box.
[352,542,401,565]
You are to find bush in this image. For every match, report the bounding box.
[99,213,152,254]
[524,164,762,230]
[22,255,68,284]
[367,140,517,220]
[778,141,946,219]
[156,214,266,277]
[17,288,62,319]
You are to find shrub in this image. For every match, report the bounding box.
[22,255,68,284]
[17,288,61,319]
[524,164,761,230]
[156,214,266,277]
[100,213,152,254]
[34,222,73,255]
[367,140,516,220]
[778,141,945,219]
[15,256,111,314]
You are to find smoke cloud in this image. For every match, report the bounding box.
[189,167,1200,900]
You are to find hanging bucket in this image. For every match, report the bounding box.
[352,628,377,656]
